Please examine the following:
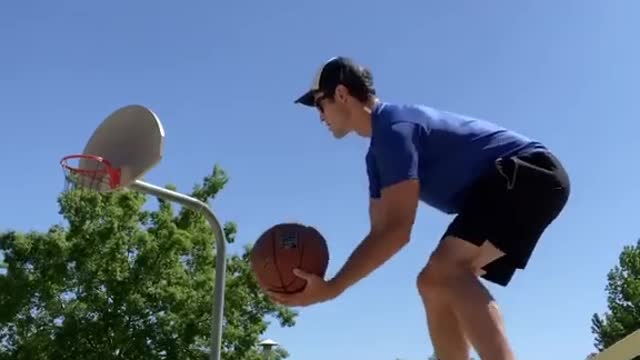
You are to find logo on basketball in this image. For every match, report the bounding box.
[279,231,299,249]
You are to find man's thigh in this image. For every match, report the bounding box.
[430,235,504,275]
[441,150,571,286]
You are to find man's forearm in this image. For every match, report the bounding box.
[329,226,410,295]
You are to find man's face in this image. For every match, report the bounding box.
[313,91,351,139]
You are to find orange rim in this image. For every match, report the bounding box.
[60,154,122,189]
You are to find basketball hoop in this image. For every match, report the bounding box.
[56,105,227,360]
[60,154,122,192]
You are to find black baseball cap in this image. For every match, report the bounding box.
[294,56,376,107]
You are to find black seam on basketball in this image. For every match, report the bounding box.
[267,287,292,295]
[272,228,288,291]
[282,278,297,290]
[266,285,287,293]
[280,227,307,292]
[293,227,307,290]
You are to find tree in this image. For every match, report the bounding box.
[590,238,640,359]
[0,165,296,360]
[258,346,288,360]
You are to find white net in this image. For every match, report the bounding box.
[61,155,119,192]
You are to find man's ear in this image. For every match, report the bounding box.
[334,84,349,103]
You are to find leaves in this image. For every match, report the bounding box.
[591,238,640,359]
[0,164,296,359]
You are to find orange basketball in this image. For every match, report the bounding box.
[250,223,329,294]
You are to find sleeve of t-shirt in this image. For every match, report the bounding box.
[374,122,420,191]
[366,149,381,199]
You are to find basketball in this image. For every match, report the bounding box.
[250,223,329,294]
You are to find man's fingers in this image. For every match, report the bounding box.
[292,268,312,280]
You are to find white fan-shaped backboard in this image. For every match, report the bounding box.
[78,104,164,190]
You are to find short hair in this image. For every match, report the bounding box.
[295,56,377,106]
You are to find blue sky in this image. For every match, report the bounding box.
[1,0,639,359]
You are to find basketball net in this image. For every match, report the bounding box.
[60,154,121,192]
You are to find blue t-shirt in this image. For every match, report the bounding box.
[366,102,545,214]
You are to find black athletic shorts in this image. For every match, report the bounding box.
[443,149,571,286]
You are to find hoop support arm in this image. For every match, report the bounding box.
[129,180,227,360]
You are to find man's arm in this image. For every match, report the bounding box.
[329,180,420,294]
[369,197,384,232]
[328,121,422,295]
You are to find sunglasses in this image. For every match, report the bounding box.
[313,93,331,113]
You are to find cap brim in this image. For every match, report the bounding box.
[294,90,316,107]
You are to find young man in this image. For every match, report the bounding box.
[268,56,570,360]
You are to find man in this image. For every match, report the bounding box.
[268,56,570,360]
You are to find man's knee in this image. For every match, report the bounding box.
[417,252,470,298]
[417,236,495,297]
[416,261,438,296]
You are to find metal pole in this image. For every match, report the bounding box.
[130,180,227,360]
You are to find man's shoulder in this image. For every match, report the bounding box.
[373,101,544,158]
[374,102,436,126]
[372,102,430,139]
[377,102,533,139]
[377,101,506,125]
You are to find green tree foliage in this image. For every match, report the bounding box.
[0,165,296,360]
[259,346,288,360]
[590,238,640,359]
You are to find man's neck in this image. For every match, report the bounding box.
[354,97,379,137]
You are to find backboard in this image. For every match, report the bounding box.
[76,104,165,190]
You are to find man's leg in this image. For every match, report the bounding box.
[417,237,515,360]
[417,268,471,360]
[419,150,570,359]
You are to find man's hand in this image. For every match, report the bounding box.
[267,268,340,307]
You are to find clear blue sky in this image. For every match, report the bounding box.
[1,1,639,359]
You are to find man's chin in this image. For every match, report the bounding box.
[330,128,349,139]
